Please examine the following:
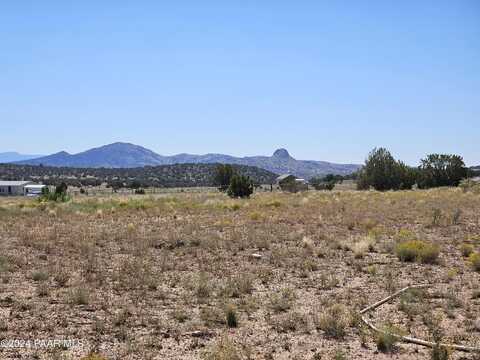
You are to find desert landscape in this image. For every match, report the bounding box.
[0,186,479,359]
[2,2,478,359]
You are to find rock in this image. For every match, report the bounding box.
[186,330,212,338]
[251,253,262,259]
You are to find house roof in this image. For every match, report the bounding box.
[0,181,32,187]
[276,174,295,181]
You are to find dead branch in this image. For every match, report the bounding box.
[359,284,430,315]
[360,284,480,353]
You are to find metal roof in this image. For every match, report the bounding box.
[24,184,46,189]
[0,181,32,187]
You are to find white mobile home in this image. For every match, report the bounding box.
[0,181,33,196]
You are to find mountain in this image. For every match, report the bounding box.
[165,148,360,179]
[0,152,43,163]
[18,143,165,168]
[17,142,361,179]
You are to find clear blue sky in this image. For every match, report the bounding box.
[1,1,478,165]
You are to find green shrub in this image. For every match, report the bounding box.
[469,253,480,272]
[40,182,70,202]
[227,175,253,198]
[460,244,474,257]
[396,240,440,264]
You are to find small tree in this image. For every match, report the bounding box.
[227,175,253,198]
[397,161,418,190]
[418,154,467,188]
[215,164,235,192]
[357,148,415,191]
[55,182,68,195]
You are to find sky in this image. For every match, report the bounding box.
[1,1,479,165]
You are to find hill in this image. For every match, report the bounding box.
[0,163,277,188]
[17,142,360,179]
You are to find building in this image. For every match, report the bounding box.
[276,174,308,192]
[0,181,46,196]
[24,184,47,196]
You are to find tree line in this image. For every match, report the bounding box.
[0,163,277,189]
[356,148,472,191]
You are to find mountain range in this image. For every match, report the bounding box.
[14,142,360,179]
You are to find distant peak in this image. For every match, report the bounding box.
[102,142,136,148]
[273,148,291,158]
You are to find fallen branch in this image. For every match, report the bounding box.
[359,284,430,315]
[360,284,480,353]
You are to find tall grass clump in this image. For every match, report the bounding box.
[202,336,243,360]
[315,304,349,339]
[225,304,238,328]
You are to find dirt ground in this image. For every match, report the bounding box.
[0,188,479,359]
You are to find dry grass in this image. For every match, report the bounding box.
[0,188,479,359]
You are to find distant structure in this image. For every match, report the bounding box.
[276,174,308,192]
[0,181,46,196]
[24,184,48,196]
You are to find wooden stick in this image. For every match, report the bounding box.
[360,284,480,353]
